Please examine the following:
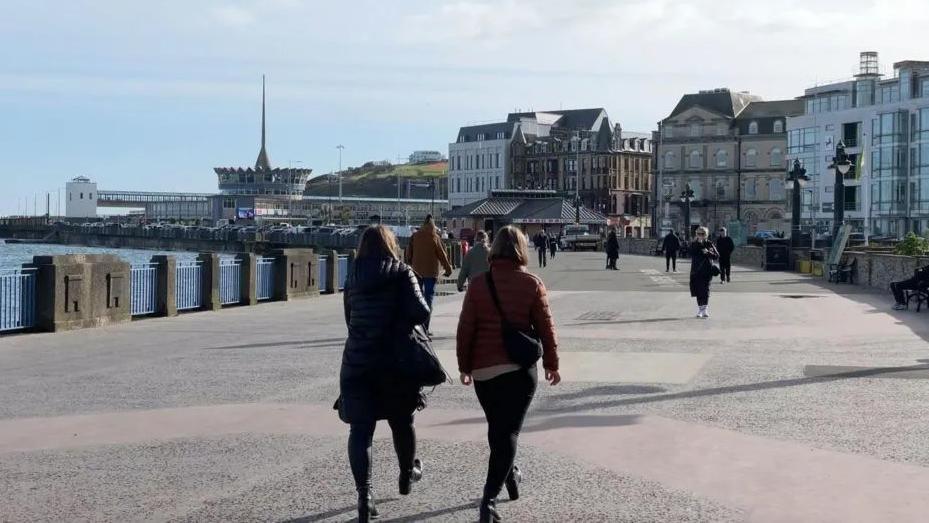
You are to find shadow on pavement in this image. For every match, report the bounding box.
[523,414,641,432]
[540,362,929,413]
[378,501,480,522]
[282,498,404,523]
[200,338,347,350]
[570,317,685,326]
[549,385,666,400]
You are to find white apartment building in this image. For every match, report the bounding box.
[408,150,445,164]
[787,51,929,238]
[65,176,98,218]
[448,122,515,208]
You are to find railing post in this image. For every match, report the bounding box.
[31,254,130,332]
[237,253,257,306]
[152,255,177,317]
[327,250,338,295]
[270,249,319,300]
[197,253,221,311]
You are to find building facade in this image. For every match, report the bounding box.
[448,122,515,208]
[657,88,801,237]
[409,150,445,164]
[65,176,98,218]
[610,130,653,237]
[786,51,929,238]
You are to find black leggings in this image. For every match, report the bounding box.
[474,368,538,500]
[666,252,677,271]
[348,414,416,491]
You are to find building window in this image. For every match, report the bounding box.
[80,192,84,199]
[663,151,676,170]
[770,147,783,168]
[69,193,72,201]
[745,148,758,168]
[773,120,784,133]
[717,124,727,136]
[744,178,756,199]
[688,150,702,169]
[89,192,93,199]
[769,179,785,200]
[715,149,728,168]
[690,123,701,137]
[664,126,673,138]
[496,131,504,139]
[748,121,759,135]
[477,133,485,141]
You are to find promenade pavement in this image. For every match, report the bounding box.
[2,252,929,522]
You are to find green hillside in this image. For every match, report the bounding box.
[306,161,448,199]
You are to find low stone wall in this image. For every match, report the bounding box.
[618,237,763,268]
[841,251,929,291]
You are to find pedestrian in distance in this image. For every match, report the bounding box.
[405,214,453,334]
[891,264,929,310]
[548,231,558,260]
[689,226,719,319]
[605,228,620,270]
[532,230,548,268]
[715,227,735,284]
[662,230,681,272]
[456,225,561,523]
[458,230,491,292]
[338,225,431,522]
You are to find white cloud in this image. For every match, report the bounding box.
[210,5,256,27]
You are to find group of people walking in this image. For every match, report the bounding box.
[339,218,560,522]
[531,230,559,268]
[661,227,736,318]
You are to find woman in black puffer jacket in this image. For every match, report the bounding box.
[339,225,431,522]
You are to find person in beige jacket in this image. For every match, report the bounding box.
[404,215,452,331]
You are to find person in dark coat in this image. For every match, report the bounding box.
[532,230,548,267]
[689,226,719,319]
[662,230,681,272]
[548,231,558,259]
[605,228,620,270]
[340,225,431,522]
[714,227,735,283]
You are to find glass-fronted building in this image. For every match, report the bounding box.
[786,51,929,238]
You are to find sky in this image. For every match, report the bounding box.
[1,0,926,216]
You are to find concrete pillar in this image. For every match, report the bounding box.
[151,255,177,317]
[327,251,338,295]
[197,253,221,311]
[236,253,257,306]
[270,249,319,300]
[30,254,131,332]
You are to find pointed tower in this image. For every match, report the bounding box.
[255,75,272,170]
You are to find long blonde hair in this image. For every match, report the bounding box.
[356,225,400,259]
[488,225,529,266]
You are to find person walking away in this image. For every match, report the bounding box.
[891,264,929,310]
[458,230,491,292]
[532,230,548,268]
[340,226,432,522]
[662,230,681,272]
[689,226,719,319]
[548,232,558,260]
[456,226,561,522]
[605,228,620,270]
[715,227,735,283]
[405,214,453,333]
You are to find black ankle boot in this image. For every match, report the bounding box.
[504,465,522,500]
[357,489,379,521]
[399,458,423,496]
[479,498,502,522]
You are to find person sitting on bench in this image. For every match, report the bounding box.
[891,264,929,310]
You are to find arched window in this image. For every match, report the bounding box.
[715,149,728,168]
[748,121,759,135]
[743,178,756,199]
[664,151,676,170]
[769,179,785,200]
[715,180,726,200]
[770,147,784,167]
[689,180,702,199]
[745,148,758,167]
[689,149,703,169]
[773,120,784,133]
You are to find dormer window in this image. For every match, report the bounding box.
[773,120,784,133]
[748,121,759,135]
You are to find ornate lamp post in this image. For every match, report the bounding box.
[828,140,852,240]
[680,183,695,240]
[787,159,810,248]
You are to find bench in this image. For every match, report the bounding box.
[828,256,857,284]
[905,285,929,311]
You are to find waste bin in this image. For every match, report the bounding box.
[762,238,790,271]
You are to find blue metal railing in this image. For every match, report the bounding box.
[338,255,349,291]
[219,259,241,305]
[0,269,37,332]
[256,257,275,301]
[319,256,329,293]
[130,264,157,316]
[176,262,202,311]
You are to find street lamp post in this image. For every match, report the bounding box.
[571,133,581,223]
[680,184,695,240]
[787,159,810,248]
[829,140,852,240]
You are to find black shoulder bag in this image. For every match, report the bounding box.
[485,272,542,368]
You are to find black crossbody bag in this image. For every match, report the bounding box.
[485,272,542,368]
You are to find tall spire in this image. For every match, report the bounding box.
[255,74,271,170]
